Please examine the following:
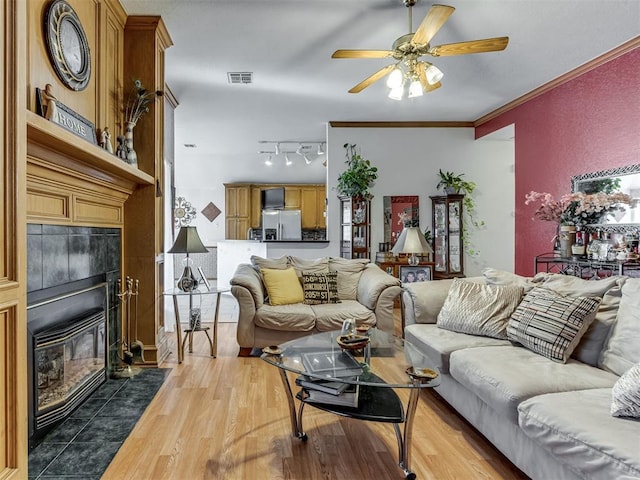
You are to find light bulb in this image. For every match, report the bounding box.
[388,85,404,101]
[425,64,444,85]
[386,67,403,88]
[408,79,423,98]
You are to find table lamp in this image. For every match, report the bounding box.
[391,226,433,266]
[168,226,208,292]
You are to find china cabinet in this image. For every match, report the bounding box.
[431,194,465,279]
[340,195,371,259]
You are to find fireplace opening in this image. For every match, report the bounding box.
[27,276,108,449]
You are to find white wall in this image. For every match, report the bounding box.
[326,125,515,276]
[173,124,515,274]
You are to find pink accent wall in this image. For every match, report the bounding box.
[476,46,640,276]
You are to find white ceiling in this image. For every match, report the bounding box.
[120,0,639,169]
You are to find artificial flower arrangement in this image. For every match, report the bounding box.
[125,79,163,125]
[525,190,633,227]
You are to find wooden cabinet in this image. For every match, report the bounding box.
[301,185,326,229]
[123,17,173,365]
[224,184,251,239]
[225,183,325,238]
[431,194,465,279]
[340,195,371,259]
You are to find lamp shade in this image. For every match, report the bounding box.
[392,227,433,255]
[168,226,208,254]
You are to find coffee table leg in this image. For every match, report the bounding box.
[395,383,420,479]
[277,369,307,441]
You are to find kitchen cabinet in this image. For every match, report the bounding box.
[225,183,325,239]
[431,194,465,279]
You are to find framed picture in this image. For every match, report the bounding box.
[398,265,432,283]
[197,266,211,291]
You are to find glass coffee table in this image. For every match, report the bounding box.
[261,328,440,480]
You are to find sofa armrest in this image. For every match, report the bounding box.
[230,264,265,308]
[231,284,258,349]
[357,264,401,309]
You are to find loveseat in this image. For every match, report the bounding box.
[402,269,640,480]
[231,255,401,356]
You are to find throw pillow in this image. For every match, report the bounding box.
[437,278,525,339]
[288,256,329,279]
[328,257,370,300]
[611,363,640,418]
[260,267,304,306]
[301,271,340,305]
[507,286,601,364]
[482,267,539,293]
[250,255,289,271]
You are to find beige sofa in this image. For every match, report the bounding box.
[402,270,640,480]
[231,256,401,356]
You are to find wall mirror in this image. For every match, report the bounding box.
[383,196,419,247]
[571,164,640,230]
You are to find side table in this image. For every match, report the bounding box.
[163,287,229,363]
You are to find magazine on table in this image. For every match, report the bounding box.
[301,349,363,378]
[305,382,359,408]
[295,375,356,396]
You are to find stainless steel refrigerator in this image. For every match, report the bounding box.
[262,209,302,241]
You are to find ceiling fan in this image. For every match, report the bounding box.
[332,0,509,98]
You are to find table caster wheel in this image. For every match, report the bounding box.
[300,433,308,442]
[405,473,416,480]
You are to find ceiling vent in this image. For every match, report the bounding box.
[227,72,253,84]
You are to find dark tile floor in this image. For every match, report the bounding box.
[28,368,171,479]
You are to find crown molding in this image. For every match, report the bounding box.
[475,35,640,127]
[329,121,473,128]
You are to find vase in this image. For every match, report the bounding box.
[124,121,138,168]
[559,225,576,258]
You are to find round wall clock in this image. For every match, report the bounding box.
[44,0,91,91]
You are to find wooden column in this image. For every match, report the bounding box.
[123,16,173,365]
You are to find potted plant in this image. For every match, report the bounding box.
[435,169,485,255]
[336,143,378,198]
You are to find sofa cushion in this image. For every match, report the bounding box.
[261,267,304,305]
[518,388,640,480]
[611,363,640,418]
[507,286,600,363]
[312,300,376,332]
[329,257,370,300]
[449,346,619,423]
[302,271,340,305]
[482,267,540,292]
[403,279,456,324]
[534,274,627,367]
[600,278,640,376]
[288,256,329,278]
[437,278,524,339]
[255,303,316,331]
[250,255,289,270]
[404,323,510,374]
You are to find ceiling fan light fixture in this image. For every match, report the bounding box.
[388,85,404,101]
[386,67,404,88]
[408,79,423,98]
[425,63,444,85]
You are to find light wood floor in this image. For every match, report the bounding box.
[102,312,529,480]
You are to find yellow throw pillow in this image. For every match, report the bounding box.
[261,267,304,306]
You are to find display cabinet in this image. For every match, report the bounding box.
[431,194,465,279]
[340,195,370,259]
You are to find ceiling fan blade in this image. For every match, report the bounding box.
[348,64,396,93]
[411,4,455,46]
[428,36,509,56]
[332,49,394,59]
[417,63,442,92]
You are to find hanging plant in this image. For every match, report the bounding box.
[336,143,378,198]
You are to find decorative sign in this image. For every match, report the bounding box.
[36,87,97,145]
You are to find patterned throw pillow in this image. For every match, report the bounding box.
[507,287,601,363]
[611,363,640,418]
[437,278,524,339]
[302,271,340,305]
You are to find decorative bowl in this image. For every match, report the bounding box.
[262,345,282,356]
[337,334,370,350]
[406,366,439,381]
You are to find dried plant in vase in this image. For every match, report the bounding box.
[121,80,163,167]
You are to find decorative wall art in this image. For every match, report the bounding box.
[174,197,197,228]
[383,196,419,247]
[201,202,221,223]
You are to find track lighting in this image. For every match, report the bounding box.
[257,140,326,167]
[303,153,312,165]
[275,143,281,155]
[265,153,273,166]
[285,153,292,166]
[317,143,325,155]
